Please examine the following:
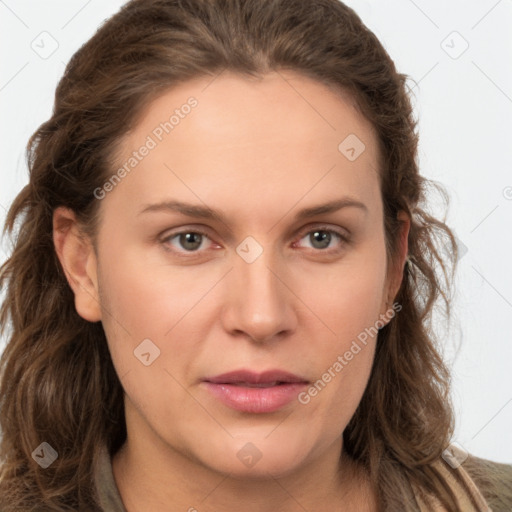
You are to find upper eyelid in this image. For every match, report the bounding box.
[161,223,349,239]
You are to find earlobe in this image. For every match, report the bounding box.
[53,207,102,323]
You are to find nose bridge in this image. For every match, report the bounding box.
[240,253,279,305]
[223,243,294,341]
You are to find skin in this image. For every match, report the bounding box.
[53,70,409,511]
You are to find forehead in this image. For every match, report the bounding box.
[125,70,376,153]
[108,70,381,221]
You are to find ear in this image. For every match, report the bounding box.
[53,206,102,322]
[380,210,410,317]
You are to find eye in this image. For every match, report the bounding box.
[161,229,215,254]
[295,226,349,253]
[159,225,349,257]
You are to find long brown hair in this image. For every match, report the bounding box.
[0,0,464,509]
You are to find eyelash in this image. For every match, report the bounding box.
[159,225,350,257]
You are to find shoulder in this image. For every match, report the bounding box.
[418,452,512,512]
[462,454,512,511]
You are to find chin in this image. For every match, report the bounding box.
[215,454,306,480]
[192,433,314,480]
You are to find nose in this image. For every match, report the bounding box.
[220,248,297,344]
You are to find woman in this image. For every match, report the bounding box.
[0,0,511,510]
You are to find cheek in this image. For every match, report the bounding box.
[295,244,387,414]
[301,246,387,345]
[97,239,211,340]
[96,254,203,431]
[96,240,225,408]
[297,295,378,442]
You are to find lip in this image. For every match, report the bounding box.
[202,369,309,414]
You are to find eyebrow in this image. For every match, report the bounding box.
[138,196,368,223]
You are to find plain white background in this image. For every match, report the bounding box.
[0,0,511,463]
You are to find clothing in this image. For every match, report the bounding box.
[94,444,510,511]
[94,445,127,512]
[414,457,492,511]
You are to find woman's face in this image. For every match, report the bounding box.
[80,71,405,477]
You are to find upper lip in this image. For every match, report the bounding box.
[204,369,309,385]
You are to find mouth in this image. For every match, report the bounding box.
[202,369,309,414]
[217,381,290,388]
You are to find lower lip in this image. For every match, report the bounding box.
[203,382,308,413]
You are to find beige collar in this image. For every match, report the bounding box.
[414,459,491,511]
